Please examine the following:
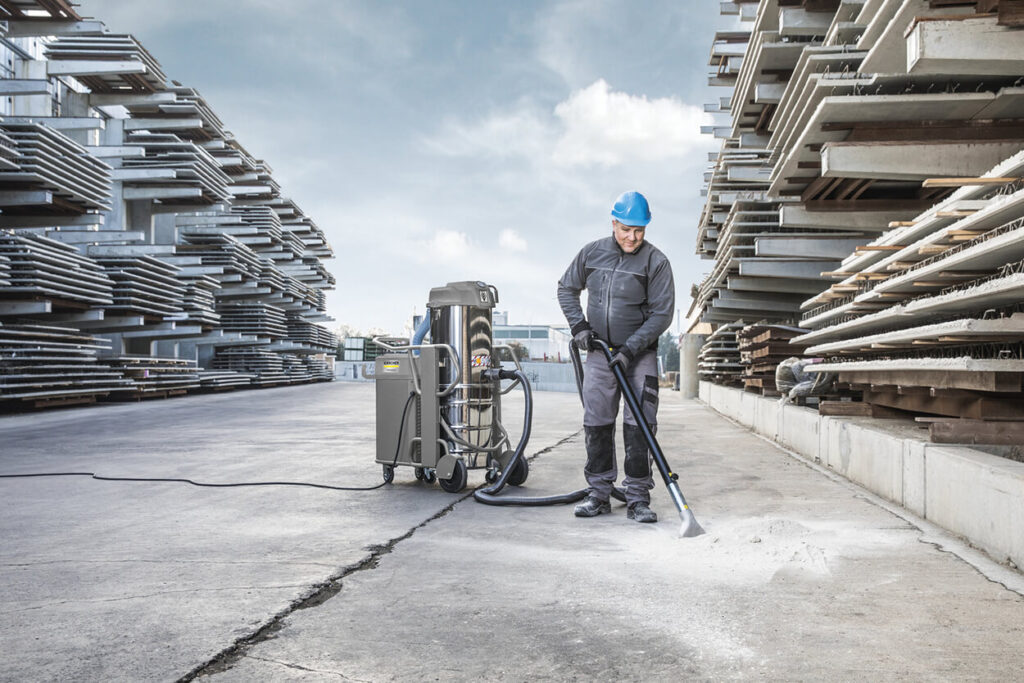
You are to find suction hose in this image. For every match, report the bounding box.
[592,339,705,537]
[472,365,627,507]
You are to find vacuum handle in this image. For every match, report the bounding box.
[592,339,674,486]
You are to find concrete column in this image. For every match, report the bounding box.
[680,334,706,399]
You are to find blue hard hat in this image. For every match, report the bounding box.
[610,191,651,227]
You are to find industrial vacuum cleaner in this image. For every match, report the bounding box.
[373,280,704,537]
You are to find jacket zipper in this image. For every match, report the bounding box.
[604,251,624,345]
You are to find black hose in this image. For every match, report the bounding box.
[472,366,625,507]
[0,392,419,494]
[569,343,585,406]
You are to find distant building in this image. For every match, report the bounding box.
[492,312,572,361]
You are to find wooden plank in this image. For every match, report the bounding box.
[864,389,1024,419]
[998,0,1024,27]
[818,401,905,418]
[930,419,1024,445]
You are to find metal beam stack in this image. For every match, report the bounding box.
[0,4,336,410]
[695,0,1024,442]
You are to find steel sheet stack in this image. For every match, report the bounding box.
[0,323,133,407]
[211,347,287,386]
[0,122,112,212]
[176,274,221,328]
[43,33,166,93]
[90,254,186,318]
[196,369,255,390]
[177,232,264,280]
[105,356,201,398]
[0,231,114,307]
[0,7,336,412]
[217,302,288,339]
[0,127,20,171]
[285,314,337,352]
[123,133,232,205]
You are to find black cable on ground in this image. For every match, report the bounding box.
[0,392,418,494]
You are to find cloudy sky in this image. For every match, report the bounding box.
[80,0,724,335]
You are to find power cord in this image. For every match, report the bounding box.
[0,392,418,493]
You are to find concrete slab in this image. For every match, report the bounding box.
[209,393,1024,681]
[2,383,1023,680]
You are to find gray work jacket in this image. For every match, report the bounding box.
[557,236,675,357]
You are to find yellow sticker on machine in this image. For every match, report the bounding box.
[382,362,401,372]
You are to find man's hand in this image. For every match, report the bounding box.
[573,328,595,351]
[608,349,633,372]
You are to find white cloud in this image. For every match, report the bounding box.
[499,229,528,252]
[424,106,552,159]
[553,79,709,166]
[423,79,709,169]
[426,229,470,262]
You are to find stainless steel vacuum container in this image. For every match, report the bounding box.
[428,281,498,464]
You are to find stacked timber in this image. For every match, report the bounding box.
[0,323,133,408]
[695,0,1024,444]
[737,323,808,395]
[698,322,744,385]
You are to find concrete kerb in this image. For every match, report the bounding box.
[700,381,1024,572]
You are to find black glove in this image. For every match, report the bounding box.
[573,328,595,351]
[608,348,633,372]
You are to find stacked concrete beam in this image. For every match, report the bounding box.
[0,3,336,408]
[694,0,1024,427]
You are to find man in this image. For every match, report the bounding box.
[557,191,675,524]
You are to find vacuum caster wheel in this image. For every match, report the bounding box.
[422,469,436,484]
[507,457,529,487]
[382,464,395,484]
[484,468,498,484]
[439,459,468,493]
[414,467,426,481]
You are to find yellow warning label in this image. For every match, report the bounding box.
[382,362,401,372]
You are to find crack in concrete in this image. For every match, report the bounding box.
[175,431,582,681]
[243,654,367,681]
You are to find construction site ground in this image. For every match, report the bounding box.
[2,382,1022,681]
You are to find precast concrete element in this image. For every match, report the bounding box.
[679,333,705,399]
[908,16,1024,76]
[821,140,1024,182]
[700,381,1024,569]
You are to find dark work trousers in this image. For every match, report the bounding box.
[582,348,658,506]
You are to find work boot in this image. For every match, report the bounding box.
[574,495,611,517]
[627,502,658,523]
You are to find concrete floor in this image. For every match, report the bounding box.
[1,382,1022,681]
